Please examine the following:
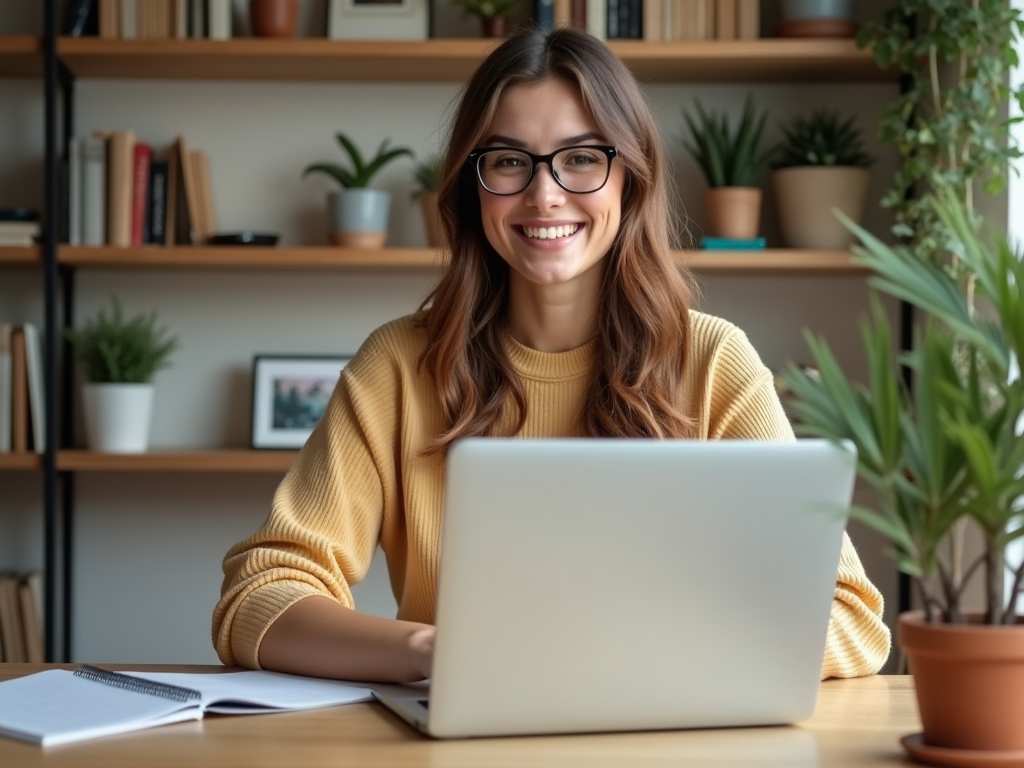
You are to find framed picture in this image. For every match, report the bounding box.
[327,0,428,40]
[251,355,351,449]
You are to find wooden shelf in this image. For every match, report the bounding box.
[59,245,445,269]
[0,36,42,78]
[57,449,297,472]
[59,245,867,273]
[0,453,42,470]
[0,245,41,266]
[55,37,893,84]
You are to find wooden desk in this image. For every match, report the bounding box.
[0,665,920,767]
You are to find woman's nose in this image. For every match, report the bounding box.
[523,162,565,208]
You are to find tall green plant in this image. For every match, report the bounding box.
[784,189,1024,625]
[858,0,1024,270]
[681,96,774,188]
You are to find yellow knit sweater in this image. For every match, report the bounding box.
[213,311,891,679]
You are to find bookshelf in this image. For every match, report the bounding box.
[57,245,868,273]
[55,37,895,83]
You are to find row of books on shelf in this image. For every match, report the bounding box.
[0,324,45,454]
[545,0,759,41]
[66,0,760,43]
[66,131,215,247]
[66,0,233,40]
[0,572,45,663]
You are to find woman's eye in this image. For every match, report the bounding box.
[493,154,527,168]
[565,152,599,166]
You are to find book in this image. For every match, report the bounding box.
[22,322,44,453]
[0,324,9,453]
[10,327,27,453]
[99,0,119,38]
[208,0,232,39]
[173,135,200,245]
[18,578,43,664]
[586,0,607,37]
[0,666,374,747]
[700,235,767,249]
[0,575,24,663]
[107,129,136,247]
[131,141,152,246]
[191,149,216,243]
[120,0,138,38]
[715,0,736,39]
[68,137,83,245]
[147,160,169,244]
[82,134,108,246]
[737,0,759,38]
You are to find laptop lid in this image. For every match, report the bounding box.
[424,438,856,738]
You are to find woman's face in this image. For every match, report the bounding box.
[475,77,625,293]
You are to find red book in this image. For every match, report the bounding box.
[131,141,153,246]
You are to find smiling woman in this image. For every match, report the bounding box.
[212,26,891,687]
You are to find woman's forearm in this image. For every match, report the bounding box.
[257,595,434,682]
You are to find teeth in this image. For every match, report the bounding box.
[522,224,580,240]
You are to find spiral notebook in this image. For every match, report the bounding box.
[0,665,374,747]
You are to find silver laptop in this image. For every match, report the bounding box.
[373,438,856,739]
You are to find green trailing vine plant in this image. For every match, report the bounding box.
[857,0,1024,275]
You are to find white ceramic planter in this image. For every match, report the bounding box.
[82,383,154,453]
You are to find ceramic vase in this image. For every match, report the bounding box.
[82,383,154,453]
[250,0,299,38]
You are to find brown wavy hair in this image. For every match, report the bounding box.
[417,25,697,452]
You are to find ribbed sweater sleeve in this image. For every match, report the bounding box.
[691,315,891,678]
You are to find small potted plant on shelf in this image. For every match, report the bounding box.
[64,296,180,454]
[449,0,519,37]
[411,153,444,249]
[783,187,1024,760]
[771,107,873,250]
[681,95,774,242]
[303,132,414,249]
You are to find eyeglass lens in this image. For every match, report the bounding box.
[477,147,611,194]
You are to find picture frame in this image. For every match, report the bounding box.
[251,355,351,450]
[327,0,429,40]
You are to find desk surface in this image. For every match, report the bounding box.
[0,664,920,767]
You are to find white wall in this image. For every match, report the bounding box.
[0,1,906,666]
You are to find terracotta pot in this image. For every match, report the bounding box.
[772,166,870,250]
[420,192,443,249]
[899,611,1024,752]
[250,0,299,38]
[704,187,762,240]
[481,15,509,37]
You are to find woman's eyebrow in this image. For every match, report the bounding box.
[480,131,604,148]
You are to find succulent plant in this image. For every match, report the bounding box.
[773,108,874,169]
[303,133,414,189]
[410,153,443,201]
[681,95,775,188]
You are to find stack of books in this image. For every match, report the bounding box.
[0,209,40,247]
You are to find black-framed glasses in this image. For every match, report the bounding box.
[468,145,618,196]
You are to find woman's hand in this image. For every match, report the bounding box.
[408,625,435,680]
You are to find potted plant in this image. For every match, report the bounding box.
[303,132,413,249]
[411,153,443,249]
[64,297,179,454]
[681,95,775,241]
[771,107,873,250]
[784,187,1024,759]
[449,0,518,37]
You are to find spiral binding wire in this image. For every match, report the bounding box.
[73,665,202,703]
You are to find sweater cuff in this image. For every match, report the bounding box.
[229,581,325,669]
